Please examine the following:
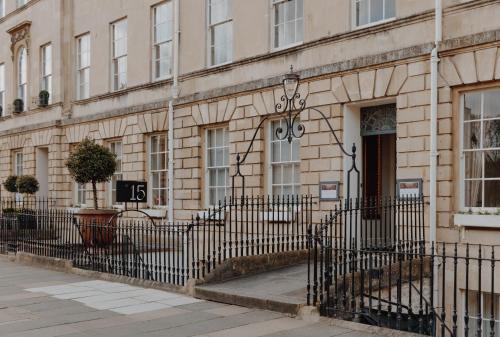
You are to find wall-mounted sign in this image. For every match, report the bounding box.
[116,180,148,203]
[319,181,340,201]
[396,179,423,198]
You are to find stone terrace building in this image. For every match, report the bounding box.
[0,0,499,246]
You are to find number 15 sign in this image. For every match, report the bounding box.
[116,181,148,203]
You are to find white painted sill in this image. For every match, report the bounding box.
[454,213,500,228]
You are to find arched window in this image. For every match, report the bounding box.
[17,47,27,110]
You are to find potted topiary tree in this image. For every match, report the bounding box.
[15,175,39,229]
[2,175,19,225]
[13,99,24,113]
[38,90,50,107]
[66,138,117,246]
[3,175,18,195]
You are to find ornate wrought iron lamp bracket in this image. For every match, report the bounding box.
[233,66,360,199]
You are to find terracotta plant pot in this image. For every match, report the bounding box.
[76,209,118,248]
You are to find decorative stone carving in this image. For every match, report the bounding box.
[7,21,32,59]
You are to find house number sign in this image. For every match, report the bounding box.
[116,180,148,203]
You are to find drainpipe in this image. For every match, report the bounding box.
[168,0,180,224]
[429,0,442,245]
[430,0,442,314]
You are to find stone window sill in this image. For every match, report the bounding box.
[454,213,500,228]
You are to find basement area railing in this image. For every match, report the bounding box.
[308,222,500,336]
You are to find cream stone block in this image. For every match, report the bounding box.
[439,57,462,86]
[342,73,360,101]
[359,70,375,100]
[208,102,218,124]
[199,103,209,124]
[387,64,408,96]
[398,106,425,123]
[307,91,337,107]
[408,61,429,77]
[475,47,497,82]
[309,78,330,94]
[407,90,430,107]
[397,94,408,109]
[438,118,452,135]
[252,92,268,116]
[260,90,276,115]
[453,52,477,84]
[191,105,203,126]
[408,121,429,137]
[400,75,425,93]
[237,94,253,107]
[144,113,153,133]
[331,77,349,103]
[438,87,451,104]
[223,97,237,121]
[216,99,228,123]
[374,67,394,98]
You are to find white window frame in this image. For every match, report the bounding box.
[462,291,500,337]
[0,0,5,17]
[75,183,87,207]
[0,63,4,117]
[152,1,173,81]
[13,151,23,176]
[205,127,230,207]
[76,34,91,100]
[271,0,304,51]
[459,89,500,212]
[111,19,127,91]
[149,134,168,208]
[267,118,301,197]
[207,0,233,67]
[108,140,123,207]
[40,43,52,104]
[17,47,27,111]
[351,0,396,29]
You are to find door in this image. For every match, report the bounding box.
[360,104,397,248]
[36,147,49,198]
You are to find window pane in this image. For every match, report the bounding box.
[465,151,482,179]
[484,180,500,207]
[357,0,369,26]
[370,0,384,22]
[463,122,481,149]
[485,151,500,178]
[385,0,395,18]
[207,127,229,205]
[464,92,482,120]
[465,180,482,208]
[483,120,500,149]
[483,89,500,119]
[272,165,281,184]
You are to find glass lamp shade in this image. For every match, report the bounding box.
[283,72,299,100]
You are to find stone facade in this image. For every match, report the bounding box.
[0,0,499,244]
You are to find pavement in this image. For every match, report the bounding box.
[0,258,389,337]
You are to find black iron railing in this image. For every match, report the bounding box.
[0,196,57,210]
[0,195,313,286]
[308,220,500,337]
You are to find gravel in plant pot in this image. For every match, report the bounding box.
[38,90,50,107]
[66,138,118,247]
[13,99,24,113]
